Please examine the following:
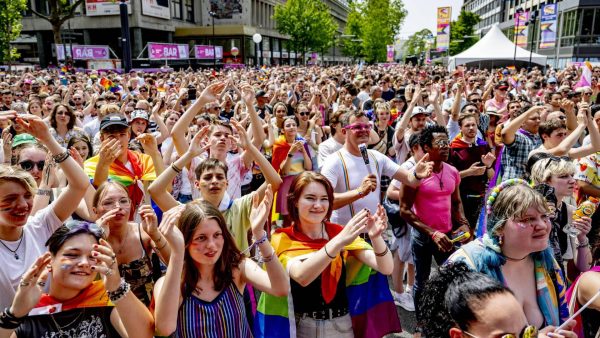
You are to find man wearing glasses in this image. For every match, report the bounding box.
[320,111,433,226]
[485,81,509,112]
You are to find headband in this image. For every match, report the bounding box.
[485,178,531,215]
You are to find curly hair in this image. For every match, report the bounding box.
[419,124,448,149]
[420,262,512,337]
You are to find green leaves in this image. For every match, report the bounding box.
[0,0,27,63]
[273,0,337,63]
[449,10,481,55]
[403,29,434,61]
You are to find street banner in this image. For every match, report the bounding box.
[194,45,224,59]
[85,0,130,16]
[386,45,394,62]
[436,7,451,52]
[141,0,170,19]
[148,43,189,60]
[56,45,110,60]
[514,10,529,48]
[539,4,558,49]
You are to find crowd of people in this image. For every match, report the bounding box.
[0,62,599,338]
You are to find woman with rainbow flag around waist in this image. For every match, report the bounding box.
[255,171,401,338]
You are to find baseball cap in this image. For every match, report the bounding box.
[495,81,509,90]
[130,110,149,122]
[12,133,36,148]
[486,107,503,116]
[410,106,428,118]
[255,90,267,98]
[547,77,557,84]
[100,114,128,131]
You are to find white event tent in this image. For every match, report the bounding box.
[448,24,547,70]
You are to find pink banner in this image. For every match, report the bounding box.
[148,43,189,60]
[72,46,109,60]
[386,45,394,62]
[194,45,223,59]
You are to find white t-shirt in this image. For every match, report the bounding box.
[390,157,417,190]
[317,137,344,170]
[0,205,62,309]
[321,148,400,225]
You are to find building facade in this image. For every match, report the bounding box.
[461,0,600,68]
[15,0,350,68]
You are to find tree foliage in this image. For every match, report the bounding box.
[0,0,27,64]
[403,29,433,60]
[29,0,85,46]
[449,10,481,55]
[361,0,407,63]
[341,2,364,62]
[273,0,337,64]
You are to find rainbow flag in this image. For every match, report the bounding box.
[575,61,593,88]
[254,223,401,338]
[29,281,112,316]
[100,77,120,93]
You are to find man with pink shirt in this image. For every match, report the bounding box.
[485,81,509,112]
[399,124,470,328]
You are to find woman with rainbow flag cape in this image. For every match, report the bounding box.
[152,186,289,337]
[0,221,155,338]
[255,172,401,338]
[447,180,570,330]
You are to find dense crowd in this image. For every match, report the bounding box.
[0,63,599,338]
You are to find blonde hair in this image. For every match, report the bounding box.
[0,164,37,196]
[99,104,119,118]
[530,157,575,185]
[487,184,549,236]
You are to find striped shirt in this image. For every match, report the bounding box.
[176,283,251,338]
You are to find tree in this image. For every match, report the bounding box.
[29,0,85,47]
[449,10,481,55]
[273,0,337,64]
[361,0,407,63]
[403,29,433,61]
[0,0,27,65]
[340,2,364,62]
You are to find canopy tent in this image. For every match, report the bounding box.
[448,24,547,70]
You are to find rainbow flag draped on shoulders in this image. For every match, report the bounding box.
[254,223,401,338]
[29,281,113,316]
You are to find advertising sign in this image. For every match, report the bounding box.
[194,45,223,59]
[436,7,451,52]
[85,0,130,16]
[539,4,558,49]
[56,45,110,60]
[148,43,189,60]
[142,0,170,19]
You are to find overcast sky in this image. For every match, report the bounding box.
[399,0,464,39]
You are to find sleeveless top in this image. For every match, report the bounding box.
[175,282,251,338]
[117,223,161,306]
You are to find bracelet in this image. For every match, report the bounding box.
[261,248,276,263]
[375,247,389,257]
[577,237,590,249]
[36,189,52,197]
[324,244,336,259]
[430,231,441,240]
[0,308,24,329]
[170,163,182,174]
[52,150,70,164]
[156,238,168,251]
[252,231,268,246]
[107,278,131,304]
[413,170,422,181]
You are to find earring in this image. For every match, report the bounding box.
[498,235,504,245]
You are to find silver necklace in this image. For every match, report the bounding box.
[50,309,84,337]
[0,232,24,260]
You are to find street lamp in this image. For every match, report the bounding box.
[513,7,524,68]
[527,10,538,71]
[253,33,262,67]
[208,11,217,68]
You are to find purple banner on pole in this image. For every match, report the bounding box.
[72,46,110,60]
[148,43,189,60]
[539,4,558,49]
[194,45,223,59]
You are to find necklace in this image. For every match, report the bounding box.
[0,231,24,260]
[433,165,444,191]
[50,309,84,337]
[503,253,529,262]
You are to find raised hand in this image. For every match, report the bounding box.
[229,119,250,150]
[136,133,159,154]
[139,205,159,240]
[69,147,85,168]
[415,153,433,179]
[188,126,211,158]
[336,209,369,247]
[98,138,121,166]
[91,239,121,292]
[367,205,387,239]
[199,81,226,103]
[15,115,52,144]
[481,152,496,168]
[158,205,185,253]
[10,253,52,317]
[250,184,273,239]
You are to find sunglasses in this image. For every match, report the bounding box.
[344,123,371,132]
[470,99,482,103]
[56,110,69,116]
[73,97,82,101]
[544,155,571,170]
[64,220,105,240]
[433,139,450,147]
[19,160,45,171]
[463,325,538,338]
[298,111,310,116]
[139,89,148,92]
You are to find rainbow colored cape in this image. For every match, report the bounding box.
[254,223,401,338]
[29,281,113,316]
